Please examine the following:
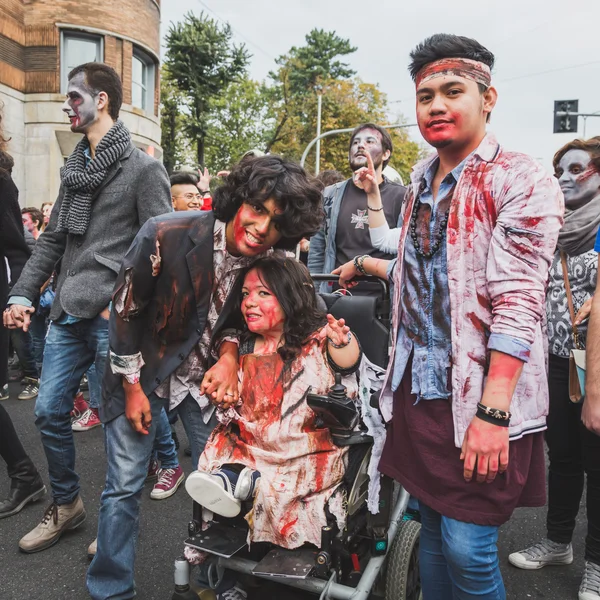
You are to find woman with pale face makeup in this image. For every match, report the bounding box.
[509,137,600,598]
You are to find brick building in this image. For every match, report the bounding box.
[0,0,162,206]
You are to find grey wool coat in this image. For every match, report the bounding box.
[10,142,172,320]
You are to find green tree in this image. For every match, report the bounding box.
[164,11,250,166]
[204,78,272,174]
[277,29,357,96]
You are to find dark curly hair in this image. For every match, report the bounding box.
[212,155,323,250]
[239,256,326,362]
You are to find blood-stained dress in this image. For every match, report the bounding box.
[197,328,359,549]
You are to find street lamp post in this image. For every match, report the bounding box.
[315,93,322,175]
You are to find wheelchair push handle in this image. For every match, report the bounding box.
[310,273,389,297]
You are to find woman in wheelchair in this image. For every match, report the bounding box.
[185,256,362,550]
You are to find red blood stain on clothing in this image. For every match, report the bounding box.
[476,292,488,310]
[280,517,298,537]
[466,312,486,334]
[521,216,542,228]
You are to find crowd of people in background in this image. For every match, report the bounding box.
[0,31,599,600]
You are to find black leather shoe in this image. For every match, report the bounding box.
[0,458,46,519]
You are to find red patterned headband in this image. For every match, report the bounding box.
[415,58,492,89]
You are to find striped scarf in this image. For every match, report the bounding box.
[57,119,131,235]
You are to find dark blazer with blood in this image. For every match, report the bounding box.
[101,210,243,423]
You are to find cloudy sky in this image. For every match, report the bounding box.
[161,0,600,171]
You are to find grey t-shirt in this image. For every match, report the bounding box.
[334,177,405,268]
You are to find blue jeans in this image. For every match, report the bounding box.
[29,312,48,374]
[87,393,217,599]
[87,363,100,410]
[176,394,217,469]
[34,316,109,504]
[152,407,179,469]
[419,502,506,600]
[10,328,38,379]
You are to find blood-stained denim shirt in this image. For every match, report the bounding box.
[391,157,532,401]
[379,133,564,447]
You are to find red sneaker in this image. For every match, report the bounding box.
[71,392,89,420]
[150,465,184,500]
[72,408,101,432]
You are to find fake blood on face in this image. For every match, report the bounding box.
[241,269,285,339]
[226,199,282,257]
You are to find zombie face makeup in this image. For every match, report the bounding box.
[416,75,493,150]
[62,72,99,133]
[556,149,600,210]
[225,197,283,257]
[349,128,389,172]
[22,213,35,234]
[241,268,285,337]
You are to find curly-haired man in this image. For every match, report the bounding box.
[87,154,323,600]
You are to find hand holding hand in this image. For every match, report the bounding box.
[201,353,239,410]
[461,416,509,483]
[3,304,35,331]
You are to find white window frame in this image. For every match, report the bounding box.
[60,31,104,93]
[131,48,155,114]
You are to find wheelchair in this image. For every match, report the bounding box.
[171,276,421,600]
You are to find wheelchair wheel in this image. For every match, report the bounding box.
[385,519,421,600]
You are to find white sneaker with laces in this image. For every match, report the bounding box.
[185,470,241,518]
[508,538,573,570]
[580,561,600,600]
[217,585,247,600]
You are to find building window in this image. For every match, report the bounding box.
[61,32,103,93]
[132,49,155,113]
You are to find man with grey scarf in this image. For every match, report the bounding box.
[510,136,600,600]
[3,62,172,555]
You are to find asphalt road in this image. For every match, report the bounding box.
[0,382,589,600]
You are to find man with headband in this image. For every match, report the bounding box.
[333,34,563,598]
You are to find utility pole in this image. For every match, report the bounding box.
[315,93,322,175]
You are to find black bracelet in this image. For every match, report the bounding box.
[353,255,368,276]
[327,332,352,349]
[198,189,210,194]
[367,205,384,212]
[475,410,509,427]
[477,402,511,421]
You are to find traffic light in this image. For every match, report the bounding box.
[553,100,578,134]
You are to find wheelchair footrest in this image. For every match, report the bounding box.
[184,522,248,558]
[252,547,318,579]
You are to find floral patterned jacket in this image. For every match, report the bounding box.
[380,133,564,447]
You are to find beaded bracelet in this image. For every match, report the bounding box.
[327,332,352,349]
[367,204,384,212]
[353,255,368,276]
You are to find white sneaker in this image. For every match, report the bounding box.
[580,561,600,600]
[508,538,573,570]
[185,470,241,518]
